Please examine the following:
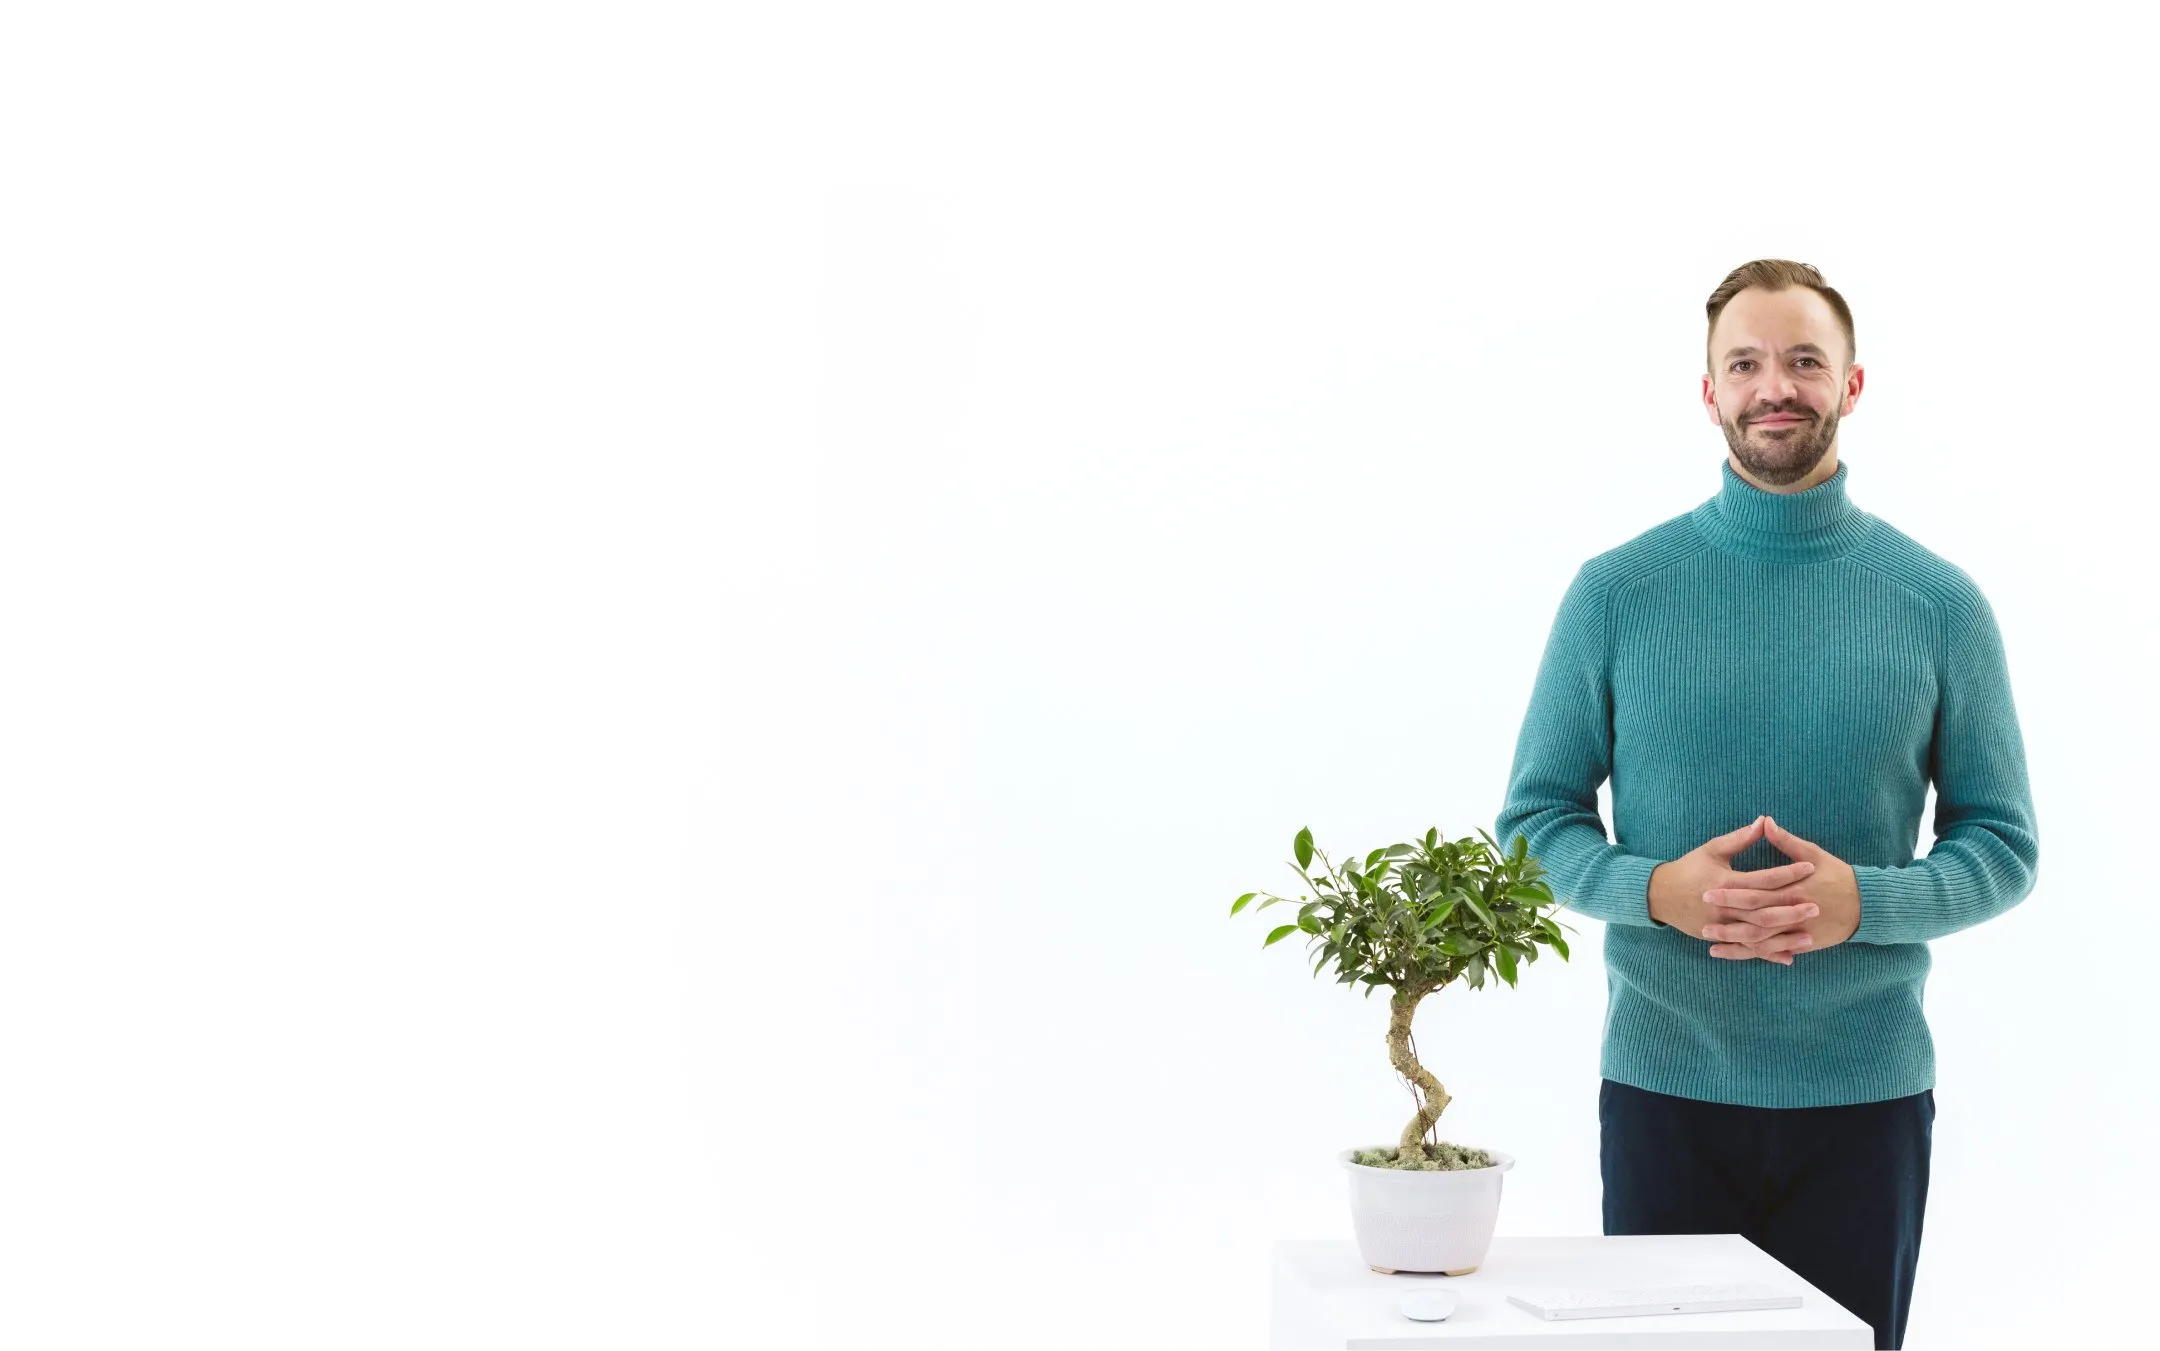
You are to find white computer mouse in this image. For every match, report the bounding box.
[1398,1289,1458,1321]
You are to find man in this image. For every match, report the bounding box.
[1492,259,2039,1350]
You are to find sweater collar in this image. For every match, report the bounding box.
[1691,457,1871,562]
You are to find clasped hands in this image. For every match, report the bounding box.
[1654,815,1861,964]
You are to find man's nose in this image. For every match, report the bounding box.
[1761,368,1802,405]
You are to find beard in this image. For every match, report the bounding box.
[1722,407,1837,486]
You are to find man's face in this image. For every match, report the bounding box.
[1701,287,1863,486]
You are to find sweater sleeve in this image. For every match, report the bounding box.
[1851,585,2040,945]
[1494,564,1663,928]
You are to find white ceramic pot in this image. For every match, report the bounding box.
[1337,1147,1514,1275]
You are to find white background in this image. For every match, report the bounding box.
[2,3,2152,1347]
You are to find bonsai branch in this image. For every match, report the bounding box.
[1387,983,1451,1163]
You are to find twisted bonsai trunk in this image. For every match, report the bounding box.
[1387,983,1450,1163]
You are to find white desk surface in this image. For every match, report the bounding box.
[1274,1236,1873,1349]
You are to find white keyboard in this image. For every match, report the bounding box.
[1507,1282,1802,1320]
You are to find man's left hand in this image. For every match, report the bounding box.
[1701,816,1861,959]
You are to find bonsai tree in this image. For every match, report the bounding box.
[1231,825,1578,1171]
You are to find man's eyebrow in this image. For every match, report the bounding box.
[1722,342,1830,361]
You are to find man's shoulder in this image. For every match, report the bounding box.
[1845,512,1995,616]
[1571,510,1706,592]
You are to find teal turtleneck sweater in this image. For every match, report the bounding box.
[1494,457,2039,1108]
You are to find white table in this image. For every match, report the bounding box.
[1273,1236,1873,1349]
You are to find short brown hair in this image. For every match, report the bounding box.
[1706,259,1856,375]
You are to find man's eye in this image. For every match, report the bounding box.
[1730,358,1822,373]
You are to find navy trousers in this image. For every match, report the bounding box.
[1599,1078,1934,1350]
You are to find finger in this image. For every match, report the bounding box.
[1765,817,1818,859]
[1711,815,1767,856]
[1702,921,1755,943]
[1702,919,1779,944]
[1757,928,1815,955]
[1713,903,1817,932]
[1730,859,1817,889]
[1709,929,1813,955]
[1705,885,1820,913]
[1711,942,1794,965]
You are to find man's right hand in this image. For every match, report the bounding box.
[1647,815,1819,965]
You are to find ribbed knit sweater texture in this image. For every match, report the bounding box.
[1494,458,2039,1108]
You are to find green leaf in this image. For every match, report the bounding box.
[1230,892,1258,917]
[1495,943,1519,986]
[1425,827,1439,850]
[1528,921,1568,959]
[1263,924,1299,948]
[1255,894,1291,911]
[1295,828,1313,870]
[1462,890,1497,930]
[1505,884,1550,905]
